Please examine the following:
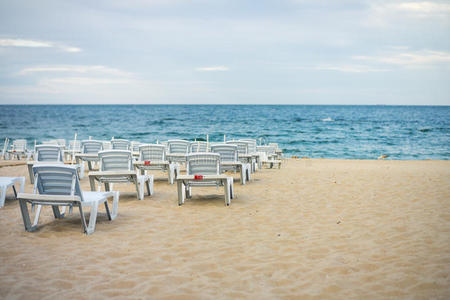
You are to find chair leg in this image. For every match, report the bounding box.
[19,200,38,232]
[104,182,110,191]
[177,180,185,205]
[0,187,6,208]
[135,176,143,200]
[146,175,154,196]
[86,202,98,235]
[78,205,89,234]
[33,205,42,226]
[104,201,111,220]
[240,166,245,185]
[52,205,64,218]
[224,179,231,206]
[108,191,119,220]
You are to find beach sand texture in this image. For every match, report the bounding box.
[0,159,449,299]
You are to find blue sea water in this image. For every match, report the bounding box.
[0,105,449,160]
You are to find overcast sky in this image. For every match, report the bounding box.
[0,0,449,105]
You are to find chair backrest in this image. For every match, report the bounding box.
[111,139,131,150]
[139,144,166,161]
[226,141,248,155]
[256,145,275,156]
[168,140,190,154]
[35,145,64,162]
[32,164,83,200]
[239,139,257,154]
[131,141,142,152]
[268,143,279,150]
[12,139,27,151]
[211,144,238,162]
[190,141,208,153]
[186,153,220,175]
[98,150,133,171]
[69,140,81,152]
[81,140,103,154]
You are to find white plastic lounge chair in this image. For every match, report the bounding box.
[8,139,29,160]
[190,141,208,153]
[111,139,131,150]
[211,144,251,185]
[227,140,257,173]
[75,140,104,176]
[88,150,153,200]
[17,165,119,235]
[131,141,142,158]
[269,143,283,159]
[133,144,179,184]
[239,139,260,170]
[166,140,190,163]
[0,177,25,208]
[176,153,234,206]
[27,144,65,184]
[257,145,282,169]
[64,140,81,161]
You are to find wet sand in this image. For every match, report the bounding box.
[0,159,449,299]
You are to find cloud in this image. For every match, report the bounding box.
[312,64,388,73]
[18,65,132,77]
[353,50,450,68]
[195,66,229,72]
[0,38,81,52]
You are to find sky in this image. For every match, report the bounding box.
[0,0,449,105]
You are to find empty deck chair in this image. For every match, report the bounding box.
[27,144,65,184]
[88,150,153,200]
[111,139,131,151]
[269,143,283,159]
[64,140,81,161]
[211,144,251,185]
[257,145,282,169]
[227,140,257,173]
[166,140,190,163]
[176,153,234,206]
[134,144,179,184]
[0,177,25,208]
[239,139,260,170]
[76,140,104,176]
[17,165,119,235]
[190,141,208,153]
[8,139,29,160]
[131,141,142,158]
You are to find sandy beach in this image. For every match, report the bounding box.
[0,159,449,299]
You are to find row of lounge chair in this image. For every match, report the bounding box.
[1,138,283,234]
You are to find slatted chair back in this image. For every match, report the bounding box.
[211,144,238,162]
[226,141,248,155]
[35,145,64,162]
[33,165,82,199]
[12,139,28,152]
[186,153,220,176]
[239,139,257,154]
[81,140,103,154]
[98,150,133,171]
[139,144,166,161]
[256,145,276,159]
[190,141,208,153]
[111,139,131,150]
[168,140,190,154]
[131,141,142,152]
[69,140,81,152]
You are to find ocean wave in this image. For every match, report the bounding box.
[322,117,334,122]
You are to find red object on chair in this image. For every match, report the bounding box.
[144,161,151,165]
[194,175,203,180]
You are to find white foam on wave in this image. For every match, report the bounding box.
[322,117,334,122]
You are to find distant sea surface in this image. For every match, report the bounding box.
[0,105,449,160]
